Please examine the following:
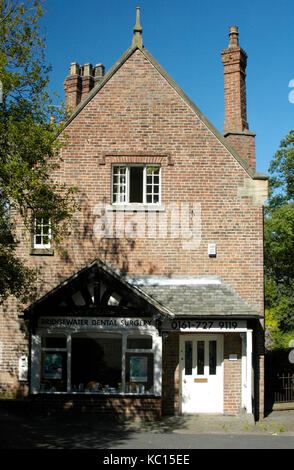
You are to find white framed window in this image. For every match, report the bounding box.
[36,331,160,395]
[112,165,161,205]
[33,217,51,249]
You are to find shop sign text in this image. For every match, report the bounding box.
[163,319,246,331]
[38,317,155,330]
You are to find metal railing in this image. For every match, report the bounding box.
[274,372,294,403]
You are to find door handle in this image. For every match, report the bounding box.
[183,379,186,383]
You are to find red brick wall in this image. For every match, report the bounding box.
[12,49,264,310]
[162,333,180,415]
[29,395,162,419]
[0,48,264,414]
[223,334,242,414]
[225,132,256,171]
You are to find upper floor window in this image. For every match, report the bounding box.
[112,165,161,205]
[33,217,51,249]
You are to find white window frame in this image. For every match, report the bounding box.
[32,328,162,396]
[111,164,161,205]
[33,217,52,249]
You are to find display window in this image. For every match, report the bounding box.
[38,331,158,395]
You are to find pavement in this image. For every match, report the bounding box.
[0,402,294,449]
[123,410,294,436]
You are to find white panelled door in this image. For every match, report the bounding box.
[180,334,224,414]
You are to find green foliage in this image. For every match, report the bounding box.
[0,1,77,303]
[268,130,294,208]
[267,328,294,350]
[264,307,278,329]
[265,306,294,350]
[264,129,294,332]
[264,204,294,282]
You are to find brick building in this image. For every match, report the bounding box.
[0,9,268,420]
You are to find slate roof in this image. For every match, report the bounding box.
[127,276,261,318]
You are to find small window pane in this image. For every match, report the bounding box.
[42,336,66,349]
[35,235,42,245]
[209,341,217,375]
[197,341,204,375]
[127,335,152,349]
[41,351,67,391]
[125,353,154,393]
[185,341,192,375]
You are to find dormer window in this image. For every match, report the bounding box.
[112,165,161,205]
[33,217,51,249]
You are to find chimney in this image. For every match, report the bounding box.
[63,61,105,113]
[221,26,256,170]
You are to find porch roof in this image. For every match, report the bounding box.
[126,276,262,318]
[23,259,261,320]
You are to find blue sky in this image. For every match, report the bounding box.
[40,0,294,175]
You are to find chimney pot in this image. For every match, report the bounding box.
[229,26,239,47]
[70,62,80,75]
[94,63,105,78]
[83,63,94,77]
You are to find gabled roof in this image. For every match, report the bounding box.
[23,257,174,319]
[63,43,268,182]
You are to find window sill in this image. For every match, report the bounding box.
[108,204,165,212]
[37,391,157,396]
[30,248,54,256]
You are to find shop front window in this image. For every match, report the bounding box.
[38,331,158,395]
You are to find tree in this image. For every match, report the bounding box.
[267,130,294,208]
[264,130,294,332]
[0,0,77,304]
